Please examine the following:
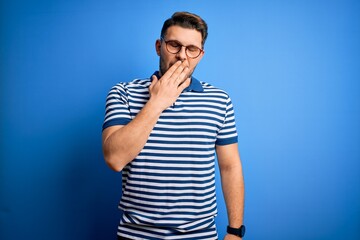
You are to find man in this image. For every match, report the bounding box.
[102,12,245,240]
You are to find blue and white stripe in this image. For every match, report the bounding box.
[103,74,238,240]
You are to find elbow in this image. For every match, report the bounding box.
[108,162,122,172]
[103,151,126,172]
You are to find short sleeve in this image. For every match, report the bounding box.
[102,84,132,131]
[215,96,238,146]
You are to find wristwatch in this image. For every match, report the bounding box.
[227,225,246,238]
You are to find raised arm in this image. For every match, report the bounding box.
[216,143,245,240]
[102,61,190,171]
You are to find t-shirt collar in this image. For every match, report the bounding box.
[152,71,204,92]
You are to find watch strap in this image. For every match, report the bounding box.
[227,225,246,238]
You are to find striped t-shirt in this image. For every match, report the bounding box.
[103,73,238,240]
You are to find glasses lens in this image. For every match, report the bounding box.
[166,41,181,54]
[164,39,202,58]
[186,46,201,58]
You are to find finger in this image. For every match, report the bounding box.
[171,63,189,83]
[176,66,190,85]
[161,61,182,79]
[178,77,191,92]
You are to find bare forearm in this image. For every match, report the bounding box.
[221,162,245,228]
[216,144,245,229]
[102,100,162,171]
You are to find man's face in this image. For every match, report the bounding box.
[156,25,204,77]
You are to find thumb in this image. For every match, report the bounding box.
[150,75,158,89]
[152,74,158,83]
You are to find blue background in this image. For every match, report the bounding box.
[1,0,359,239]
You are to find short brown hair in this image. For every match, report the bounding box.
[161,12,208,47]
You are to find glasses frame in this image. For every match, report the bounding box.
[161,37,204,59]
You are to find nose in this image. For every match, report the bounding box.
[176,46,187,61]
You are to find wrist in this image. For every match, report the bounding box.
[226,234,242,240]
[145,98,166,115]
[227,225,246,238]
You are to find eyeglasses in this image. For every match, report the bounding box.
[161,37,203,59]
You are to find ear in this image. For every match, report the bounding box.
[155,39,161,56]
[197,50,205,62]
